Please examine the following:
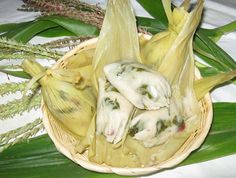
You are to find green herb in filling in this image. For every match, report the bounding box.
[104,80,118,92]
[104,97,120,110]
[138,84,153,99]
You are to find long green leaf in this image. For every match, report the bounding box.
[137,0,168,25]
[196,63,221,77]
[0,103,235,177]
[137,16,166,34]
[194,49,228,71]
[38,26,76,37]
[0,136,129,178]
[3,21,58,43]
[1,16,99,43]
[40,15,99,37]
[195,31,236,71]
[0,22,32,34]
[181,102,236,165]
[201,21,236,41]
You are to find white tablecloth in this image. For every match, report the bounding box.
[0,0,236,178]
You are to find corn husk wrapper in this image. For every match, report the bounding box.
[22,59,96,137]
[61,47,95,69]
[49,65,93,89]
[83,0,206,167]
[81,0,141,159]
[140,0,189,69]
[78,0,142,165]
[92,0,140,91]
[194,70,236,100]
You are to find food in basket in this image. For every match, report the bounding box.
[22,0,236,173]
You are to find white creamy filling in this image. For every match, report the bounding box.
[104,62,171,110]
[95,62,182,147]
[129,107,181,147]
[96,78,133,144]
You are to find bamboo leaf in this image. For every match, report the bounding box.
[194,49,228,71]
[196,64,220,77]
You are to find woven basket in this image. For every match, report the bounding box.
[42,36,213,176]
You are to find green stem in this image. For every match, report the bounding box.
[0,118,43,152]
[200,21,236,42]
[0,37,63,60]
[41,36,93,49]
[0,81,40,97]
[0,65,22,70]
[0,52,53,60]
[0,92,41,120]
[0,69,31,79]
[0,82,28,96]
[215,21,236,34]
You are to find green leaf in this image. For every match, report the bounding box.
[137,0,168,25]
[0,69,31,79]
[197,64,220,77]
[0,136,130,178]
[3,20,58,43]
[0,22,31,34]
[201,21,236,42]
[1,16,99,43]
[137,16,166,34]
[0,103,236,176]
[40,15,99,37]
[38,26,76,37]
[181,102,236,166]
[194,49,229,72]
[197,63,236,84]
[194,31,236,71]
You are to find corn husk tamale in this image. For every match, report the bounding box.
[22,59,96,137]
[82,0,204,167]
[92,0,140,91]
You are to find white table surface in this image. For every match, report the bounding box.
[0,0,236,178]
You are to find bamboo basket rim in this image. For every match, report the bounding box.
[42,35,213,176]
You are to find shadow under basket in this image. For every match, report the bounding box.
[41,37,213,176]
